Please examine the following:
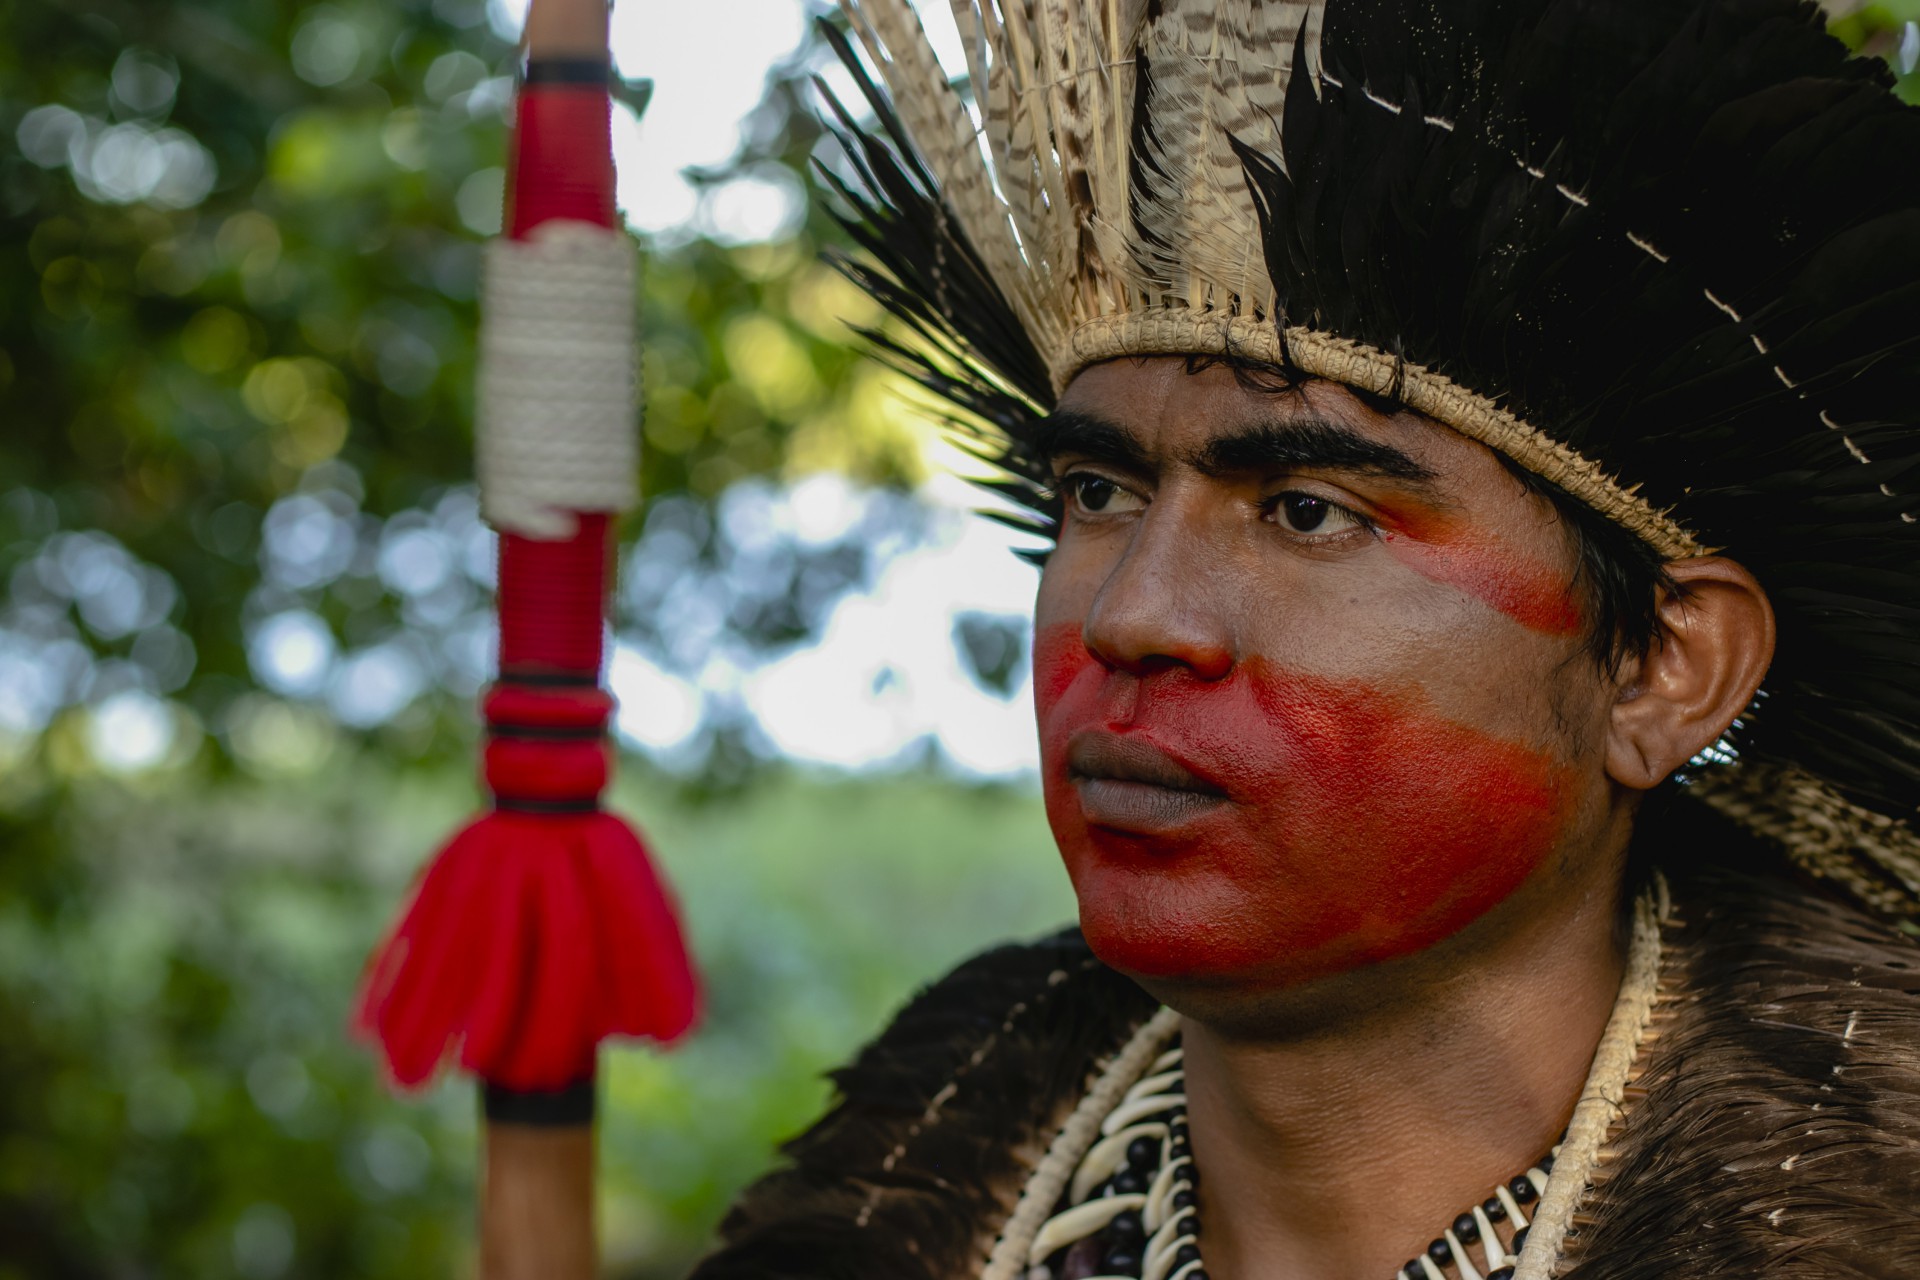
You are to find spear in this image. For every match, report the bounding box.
[353,1,699,1273]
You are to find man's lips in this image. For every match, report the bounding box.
[1066,731,1228,834]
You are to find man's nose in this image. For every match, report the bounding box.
[1080,510,1235,681]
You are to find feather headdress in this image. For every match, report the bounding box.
[820,0,1920,920]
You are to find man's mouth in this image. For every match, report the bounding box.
[1066,732,1228,833]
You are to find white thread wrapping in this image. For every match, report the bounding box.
[477,220,640,539]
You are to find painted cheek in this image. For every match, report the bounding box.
[1034,621,1098,714]
[1033,622,1576,985]
[1378,515,1584,638]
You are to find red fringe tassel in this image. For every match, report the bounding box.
[356,809,697,1090]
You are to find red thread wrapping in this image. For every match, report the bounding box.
[507,82,616,237]
[497,515,610,674]
[484,737,610,805]
[484,684,614,730]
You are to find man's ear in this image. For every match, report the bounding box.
[1607,558,1775,791]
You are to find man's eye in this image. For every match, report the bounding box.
[1065,474,1142,515]
[1272,492,1362,536]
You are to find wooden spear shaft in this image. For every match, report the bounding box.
[480,2,614,1276]
[482,1121,598,1278]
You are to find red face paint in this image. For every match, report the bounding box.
[1376,509,1584,638]
[1034,623,1576,984]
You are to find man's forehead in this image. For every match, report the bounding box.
[1061,358,1448,449]
[1049,357,1480,481]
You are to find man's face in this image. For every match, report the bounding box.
[1033,358,1621,992]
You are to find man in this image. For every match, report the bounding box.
[694,0,1920,1276]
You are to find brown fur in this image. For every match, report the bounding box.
[690,799,1920,1278]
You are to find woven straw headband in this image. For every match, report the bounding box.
[1064,310,1707,562]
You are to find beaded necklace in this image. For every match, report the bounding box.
[1027,1041,1557,1280]
[987,888,1664,1280]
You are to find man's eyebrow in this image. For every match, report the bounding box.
[1030,410,1155,474]
[1191,417,1439,485]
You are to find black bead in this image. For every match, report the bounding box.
[1107,1210,1144,1244]
[1169,1135,1192,1160]
[1453,1213,1480,1243]
[1539,1151,1555,1174]
[1101,1249,1140,1274]
[1483,1197,1507,1222]
[1171,1188,1198,1211]
[1126,1136,1160,1169]
[1511,1227,1530,1253]
[1488,1270,1515,1280]
[1401,1262,1423,1280]
[1175,1243,1201,1266]
[1186,1272,1210,1280]
[1510,1176,1538,1204]
[1427,1238,1452,1265]
[1111,1168,1148,1195]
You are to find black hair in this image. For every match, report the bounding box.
[1493,454,1676,674]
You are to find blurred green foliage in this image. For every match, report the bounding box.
[0,0,998,1276]
[0,0,927,781]
[0,758,1073,1278]
[1830,0,1920,101]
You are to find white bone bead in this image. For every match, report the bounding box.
[1495,1184,1529,1230]
[1143,1231,1198,1280]
[1027,1194,1147,1267]
[1069,1123,1169,1205]
[1100,1093,1188,1136]
[1447,1229,1482,1280]
[1142,1155,1191,1231]
[1122,1069,1185,1103]
[1473,1205,1504,1274]
[1142,1206,1197,1280]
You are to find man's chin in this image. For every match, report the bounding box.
[1069,864,1425,996]
[1078,902,1440,1040]
[1075,891,1322,986]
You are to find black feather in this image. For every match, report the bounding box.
[817,0,1920,843]
[1231,0,1920,826]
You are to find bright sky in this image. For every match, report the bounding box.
[611,472,1044,777]
[489,0,969,239]
[486,0,1044,778]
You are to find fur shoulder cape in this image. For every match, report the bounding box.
[690,805,1920,1278]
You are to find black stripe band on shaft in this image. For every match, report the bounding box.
[484,1077,596,1126]
[496,667,600,689]
[485,722,606,742]
[483,725,602,744]
[521,57,612,86]
[491,796,600,815]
